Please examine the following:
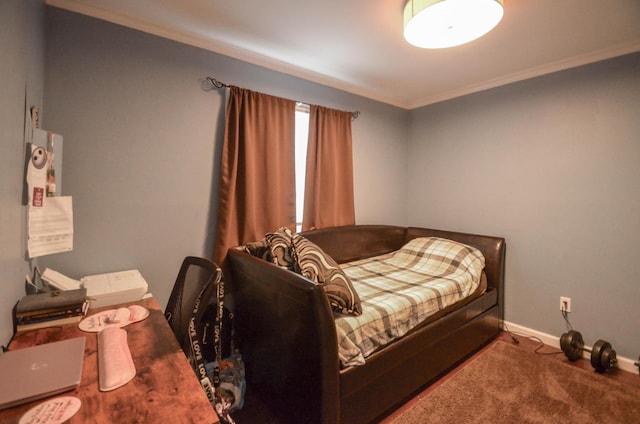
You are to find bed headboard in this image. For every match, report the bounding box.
[301,225,407,263]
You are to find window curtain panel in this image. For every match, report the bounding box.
[302,105,355,231]
[213,86,296,266]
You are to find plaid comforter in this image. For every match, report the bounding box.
[336,237,485,367]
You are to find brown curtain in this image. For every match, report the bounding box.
[213,86,296,265]
[302,105,355,231]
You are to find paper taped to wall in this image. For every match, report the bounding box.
[28,196,74,258]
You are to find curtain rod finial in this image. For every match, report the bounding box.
[202,77,228,91]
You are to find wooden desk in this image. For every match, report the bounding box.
[1,297,219,423]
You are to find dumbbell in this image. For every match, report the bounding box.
[559,330,617,372]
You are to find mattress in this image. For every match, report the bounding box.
[335,237,486,367]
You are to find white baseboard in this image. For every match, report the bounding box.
[503,321,639,375]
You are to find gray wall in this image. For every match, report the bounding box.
[35,8,407,325]
[407,53,640,358]
[0,0,45,345]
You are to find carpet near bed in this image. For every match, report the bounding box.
[388,341,640,424]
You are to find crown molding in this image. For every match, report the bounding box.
[408,40,640,109]
[46,0,640,111]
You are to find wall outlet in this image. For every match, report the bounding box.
[560,296,571,313]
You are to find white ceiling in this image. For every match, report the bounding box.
[46,0,640,110]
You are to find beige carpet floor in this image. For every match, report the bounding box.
[390,341,640,424]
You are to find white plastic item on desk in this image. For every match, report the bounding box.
[82,270,148,308]
[97,327,136,392]
[41,268,81,291]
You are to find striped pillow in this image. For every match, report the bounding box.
[264,227,296,271]
[242,238,272,261]
[290,232,362,316]
[245,227,362,316]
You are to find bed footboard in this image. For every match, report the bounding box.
[227,249,340,423]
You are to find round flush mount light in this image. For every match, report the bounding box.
[404,0,504,49]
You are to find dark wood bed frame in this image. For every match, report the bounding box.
[227,225,505,424]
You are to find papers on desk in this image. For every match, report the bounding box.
[28,196,73,258]
[18,396,82,424]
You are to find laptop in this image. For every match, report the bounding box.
[0,336,86,410]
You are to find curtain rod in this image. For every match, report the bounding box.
[202,77,360,120]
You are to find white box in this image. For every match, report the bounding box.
[81,269,148,308]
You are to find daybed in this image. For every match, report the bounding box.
[227,225,505,424]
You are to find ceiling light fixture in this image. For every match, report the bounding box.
[403,0,504,49]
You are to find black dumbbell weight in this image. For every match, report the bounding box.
[559,330,617,372]
[560,330,584,361]
[590,339,617,373]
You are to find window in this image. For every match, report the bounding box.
[295,104,310,231]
